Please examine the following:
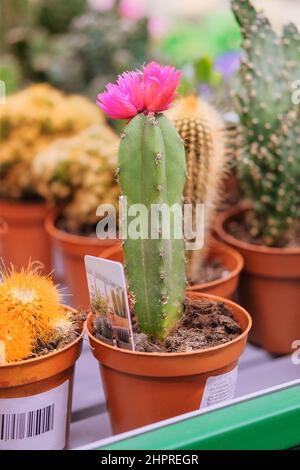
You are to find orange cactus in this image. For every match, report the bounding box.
[0,265,73,363]
[0,325,32,364]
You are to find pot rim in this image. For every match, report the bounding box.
[0,198,46,208]
[45,208,117,246]
[100,239,244,291]
[86,293,252,358]
[0,305,84,369]
[215,200,300,256]
[0,198,49,221]
[187,238,244,291]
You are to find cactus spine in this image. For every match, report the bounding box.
[0,265,73,363]
[167,96,227,282]
[232,0,300,245]
[119,114,186,340]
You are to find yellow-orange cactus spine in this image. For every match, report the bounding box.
[0,264,72,363]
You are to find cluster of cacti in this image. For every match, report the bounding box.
[36,0,86,34]
[0,265,74,363]
[33,124,120,232]
[0,0,30,54]
[231,0,300,246]
[119,113,186,340]
[0,84,103,200]
[6,1,149,98]
[111,287,127,318]
[167,96,227,282]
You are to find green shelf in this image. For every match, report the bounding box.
[96,381,300,450]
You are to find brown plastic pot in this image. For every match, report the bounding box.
[100,239,244,300]
[0,199,51,274]
[0,306,84,450]
[87,292,251,434]
[45,210,119,310]
[215,202,300,355]
[100,241,124,264]
[187,239,243,299]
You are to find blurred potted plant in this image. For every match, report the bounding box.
[168,95,244,298]
[6,0,149,105]
[34,124,120,309]
[0,84,102,273]
[0,264,84,450]
[87,62,251,433]
[215,0,300,354]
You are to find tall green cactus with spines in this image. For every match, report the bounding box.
[231,0,300,245]
[119,114,186,340]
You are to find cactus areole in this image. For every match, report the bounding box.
[97,62,187,339]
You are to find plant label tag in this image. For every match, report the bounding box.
[85,255,135,351]
[0,380,69,450]
[200,367,238,409]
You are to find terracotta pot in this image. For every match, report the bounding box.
[100,242,124,264]
[0,199,51,274]
[0,307,84,450]
[87,292,251,434]
[0,218,7,260]
[45,210,119,310]
[187,239,243,299]
[100,240,244,300]
[214,203,300,355]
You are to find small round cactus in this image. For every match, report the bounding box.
[0,265,73,363]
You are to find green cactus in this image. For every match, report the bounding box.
[114,287,127,318]
[231,0,300,246]
[110,289,120,317]
[116,327,130,344]
[5,1,149,98]
[167,95,227,282]
[119,114,186,340]
[95,317,113,340]
[115,288,123,317]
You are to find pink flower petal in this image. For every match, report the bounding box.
[96,61,182,120]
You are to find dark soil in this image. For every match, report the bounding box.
[227,213,300,249]
[189,258,230,285]
[133,298,241,353]
[31,311,86,358]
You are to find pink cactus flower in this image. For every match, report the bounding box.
[97,61,182,120]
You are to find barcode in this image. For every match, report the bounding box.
[0,404,55,441]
